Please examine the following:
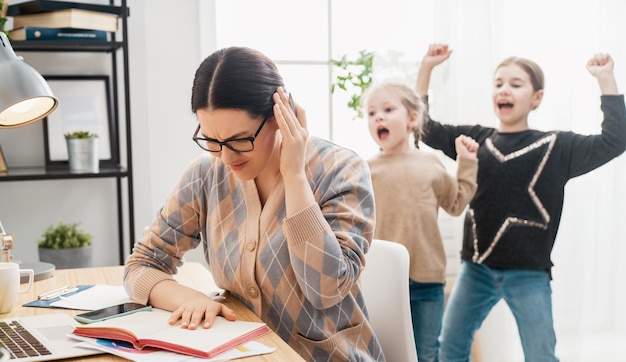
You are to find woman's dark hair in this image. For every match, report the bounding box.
[191,47,284,119]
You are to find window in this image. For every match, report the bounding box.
[212,0,429,160]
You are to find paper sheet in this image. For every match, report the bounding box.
[26,263,224,311]
[51,284,132,310]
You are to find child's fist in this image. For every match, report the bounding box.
[455,135,479,159]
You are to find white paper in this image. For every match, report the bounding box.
[51,284,132,310]
[49,263,224,311]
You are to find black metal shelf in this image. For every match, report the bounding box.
[3,0,134,265]
[0,165,128,181]
[11,41,124,52]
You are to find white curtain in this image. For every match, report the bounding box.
[418,1,626,360]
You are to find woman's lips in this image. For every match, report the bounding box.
[229,161,247,171]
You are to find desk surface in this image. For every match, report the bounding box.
[3,263,304,362]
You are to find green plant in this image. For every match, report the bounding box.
[330,50,374,120]
[64,130,98,139]
[38,221,93,249]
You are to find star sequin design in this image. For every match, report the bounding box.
[471,133,557,264]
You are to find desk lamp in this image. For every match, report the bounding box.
[0,31,58,281]
[1,31,58,172]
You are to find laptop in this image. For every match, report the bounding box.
[0,313,102,361]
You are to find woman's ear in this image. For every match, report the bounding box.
[531,89,544,110]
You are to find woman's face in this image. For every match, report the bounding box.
[195,108,279,180]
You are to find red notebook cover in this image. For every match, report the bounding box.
[72,308,271,358]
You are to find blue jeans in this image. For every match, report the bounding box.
[409,280,444,362]
[440,262,558,362]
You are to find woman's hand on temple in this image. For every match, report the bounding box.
[274,87,309,182]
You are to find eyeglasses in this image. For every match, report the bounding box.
[192,115,269,153]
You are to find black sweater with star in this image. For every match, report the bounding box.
[421,95,626,271]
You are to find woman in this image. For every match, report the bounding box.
[124,46,384,361]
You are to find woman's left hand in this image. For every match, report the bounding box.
[273,87,309,182]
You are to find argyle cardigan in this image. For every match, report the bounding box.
[124,136,385,361]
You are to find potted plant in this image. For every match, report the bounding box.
[65,130,99,173]
[38,221,93,269]
[330,50,374,120]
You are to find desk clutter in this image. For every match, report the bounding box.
[1,263,290,361]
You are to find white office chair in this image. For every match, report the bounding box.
[360,239,418,362]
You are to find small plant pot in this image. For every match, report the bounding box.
[38,244,94,269]
[67,138,99,173]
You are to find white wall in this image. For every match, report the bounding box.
[0,0,212,266]
[126,0,211,264]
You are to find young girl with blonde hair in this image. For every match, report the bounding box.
[363,81,479,362]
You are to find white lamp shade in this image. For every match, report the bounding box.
[0,32,58,128]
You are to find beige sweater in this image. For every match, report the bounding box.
[368,148,477,283]
[124,137,384,361]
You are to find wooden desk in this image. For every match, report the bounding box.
[4,263,304,362]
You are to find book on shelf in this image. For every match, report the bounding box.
[12,8,119,32]
[9,26,108,41]
[72,308,273,359]
[6,0,124,17]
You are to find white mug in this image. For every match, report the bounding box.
[0,262,34,314]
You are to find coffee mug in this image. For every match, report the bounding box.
[0,262,34,314]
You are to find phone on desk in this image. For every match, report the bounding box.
[74,302,152,324]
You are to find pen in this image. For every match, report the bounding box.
[37,285,78,300]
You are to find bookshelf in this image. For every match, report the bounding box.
[0,0,133,264]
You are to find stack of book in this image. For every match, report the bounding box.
[7,0,124,42]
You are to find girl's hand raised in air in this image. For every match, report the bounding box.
[586,53,614,77]
[586,53,618,95]
[273,87,309,182]
[455,135,479,160]
[421,43,453,69]
[416,43,453,95]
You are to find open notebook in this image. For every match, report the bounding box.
[72,308,271,358]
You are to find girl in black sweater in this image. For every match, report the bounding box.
[416,43,626,361]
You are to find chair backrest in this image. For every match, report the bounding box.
[360,239,418,362]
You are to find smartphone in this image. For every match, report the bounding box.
[288,93,296,113]
[74,302,152,324]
